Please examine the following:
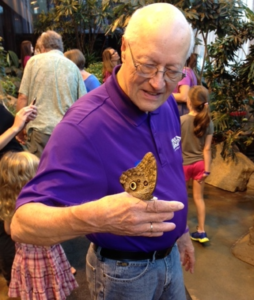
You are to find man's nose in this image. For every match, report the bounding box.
[148,71,166,90]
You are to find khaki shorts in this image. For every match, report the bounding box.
[26,129,50,158]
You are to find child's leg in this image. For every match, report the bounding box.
[192,179,206,232]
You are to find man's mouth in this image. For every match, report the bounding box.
[143,90,163,97]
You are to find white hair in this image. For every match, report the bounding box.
[124,3,194,61]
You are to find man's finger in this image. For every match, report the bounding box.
[146,200,184,213]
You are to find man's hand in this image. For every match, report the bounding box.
[12,193,185,246]
[72,192,185,238]
[177,231,195,274]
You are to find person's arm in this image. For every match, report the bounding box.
[203,134,213,173]
[11,195,184,246]
[197,134,213,183]
[0,106,37,150]
[16,93,29,112]
[177,230,195,274]
[172,85,190,103]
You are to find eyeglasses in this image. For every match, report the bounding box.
[128,43,186,83]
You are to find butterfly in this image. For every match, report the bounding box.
[119,152,157,200]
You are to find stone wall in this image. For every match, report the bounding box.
[206,143,254,192]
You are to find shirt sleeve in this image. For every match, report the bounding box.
[86,75,101,92]
[15,120,108,209]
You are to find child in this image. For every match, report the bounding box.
[0,151,78,299]
[180,85,214,243]
[0,100,37,285]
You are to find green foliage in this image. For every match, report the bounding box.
[34,0,113,57]
[1,77,16,96]
[86,62,103,83]
[6,50,19,68]
[0,37,21,98]
[107,0,245,80]
[0,37,7,77]
[204,10,254,158]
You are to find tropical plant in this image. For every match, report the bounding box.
[34,0,113,59]
[106,0,245,79]
[86,61,103,83]
[205,19,254,158]
[0,37,21,98]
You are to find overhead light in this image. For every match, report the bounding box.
[31,1,37,4]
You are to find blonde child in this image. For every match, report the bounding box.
[180,85,214,243]
[0,151,78,299]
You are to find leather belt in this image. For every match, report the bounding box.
[93,244,173,261]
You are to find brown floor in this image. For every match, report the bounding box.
[184,183,254,300]
[1,183,254,300]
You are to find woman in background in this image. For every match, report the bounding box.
[181,85,214,243]
[173,53,198,116]
[20,40,33,69]
[64,49,100,93]
[102,47,120,83]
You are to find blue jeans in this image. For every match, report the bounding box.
[86,243,186,300]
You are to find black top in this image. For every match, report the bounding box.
[0,103,23,159]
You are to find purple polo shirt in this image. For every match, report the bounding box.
[16,66,188,252]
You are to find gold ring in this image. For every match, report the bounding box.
[150,222,153,232]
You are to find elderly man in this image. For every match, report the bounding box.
[12,4,194,300]
[17,30,86,158]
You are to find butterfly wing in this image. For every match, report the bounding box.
[119,152,157,200]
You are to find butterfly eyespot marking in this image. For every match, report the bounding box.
[119,152,157,201]
[130,182,137,190]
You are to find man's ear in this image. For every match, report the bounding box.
[121,36,127,62]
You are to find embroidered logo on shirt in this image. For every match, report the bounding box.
[171,136,181,151]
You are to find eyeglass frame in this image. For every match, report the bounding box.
[128,42,186,83]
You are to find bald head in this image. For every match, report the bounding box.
[124,3,193,59]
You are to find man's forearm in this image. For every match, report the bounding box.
[16,93,28,112]
[11,202,101,246]
[11,194,185,246]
